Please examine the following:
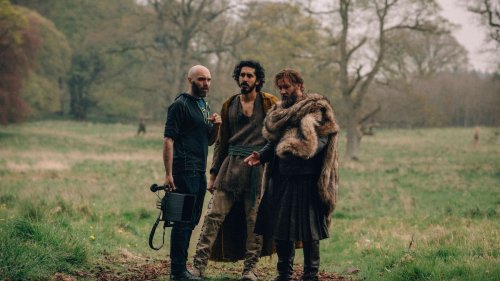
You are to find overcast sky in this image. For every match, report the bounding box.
[437,0,496,72]
[307,0,496,72]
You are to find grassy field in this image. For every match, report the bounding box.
[0,121,499,280]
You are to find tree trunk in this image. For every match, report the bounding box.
[345,103,362,160]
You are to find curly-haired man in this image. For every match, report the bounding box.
[192,60,278,281]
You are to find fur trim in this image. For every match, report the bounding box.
[262,93,340,220]
[276,114,319,159]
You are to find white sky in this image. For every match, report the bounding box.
[437,0,496,72]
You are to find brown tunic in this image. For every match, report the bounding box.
[214,93,266,197]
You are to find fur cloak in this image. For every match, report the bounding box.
[261,93,340,220]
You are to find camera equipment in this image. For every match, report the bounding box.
[150,183,166,192]
[148,184,196,250]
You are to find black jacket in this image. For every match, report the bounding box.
[164,93,214,174]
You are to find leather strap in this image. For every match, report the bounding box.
[149,213,166,250]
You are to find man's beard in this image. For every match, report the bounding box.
[239,82,256,95]
[191,82,208,98]
[282,91,298,108]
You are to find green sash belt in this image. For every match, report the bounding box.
[228,145,263,205]
[227,145,263,157]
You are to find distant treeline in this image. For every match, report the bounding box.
[370,73,500,128]
[1,0,498,127]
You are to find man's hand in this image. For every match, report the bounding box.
[244,151,261,166]
[208,113,221,125]
[164,174,175,192]
[207,174,217,194]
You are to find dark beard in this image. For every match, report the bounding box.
[282,91,298,108]
[191,82,208,98]
[239,82,255,95]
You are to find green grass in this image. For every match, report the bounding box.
[327,128,500,281]
[0,121,499,280]
[0,217,88,280]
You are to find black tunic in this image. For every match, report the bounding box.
[255,137,329,242]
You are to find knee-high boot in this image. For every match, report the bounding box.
[302,240,320,281]
[274,240,295,281]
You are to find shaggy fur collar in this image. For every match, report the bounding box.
[262,93,340,219]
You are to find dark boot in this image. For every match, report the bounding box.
[170,222,193,277]
[273,240,295,281]
[302,240,320,281]
[169,270,203,281]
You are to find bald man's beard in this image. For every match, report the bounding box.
[282,91,298,108]
[191,82,208,98]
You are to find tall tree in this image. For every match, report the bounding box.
[235,2,324,75]
[0,0,42,124]
[206,1,334,106]
[465,0,500,71]
[307,0,448,160]
[16,6,71,117]
[67,51,104,120]
[198,1,338,112]
[466,0,500,44]
[145,0,232,104]
[13,0,153,120]
[380,30,468,81]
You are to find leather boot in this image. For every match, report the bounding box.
[302,240,320,281]
[273,240,295,281]
[170,222,193,277]
[169,270,203,281]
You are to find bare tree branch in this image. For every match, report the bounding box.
[304,7,337,15]
[468,0,500,42]
[347,65,363,96]
[360,105,381,124]
[346,37,367,61]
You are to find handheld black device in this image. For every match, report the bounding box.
[148,184,196,250]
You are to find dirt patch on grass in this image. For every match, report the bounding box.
[67,250,349,281]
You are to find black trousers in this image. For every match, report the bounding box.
[169,171,206,275]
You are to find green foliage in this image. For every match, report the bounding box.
[0,0,27,44]
[17,7,71,117]
[90,85,144,120]
[0,0,41,124]
[68,51,104,119]
[12,0,136,51]
[236,2,327,84]
[21,75,60,115]
[7,0,494,129]
[12,0,154,121]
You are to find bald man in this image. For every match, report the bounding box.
[163,65,221,281]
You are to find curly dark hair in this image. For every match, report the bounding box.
[232,60,266,92]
